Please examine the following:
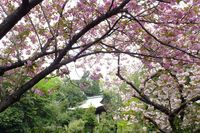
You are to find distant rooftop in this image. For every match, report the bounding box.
[69,95,104,109]
[79,95,103,108]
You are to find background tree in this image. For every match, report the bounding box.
[66,119,85,133]
[94,113,117,133]
[102,90,122,114]
[0,92,54,133]
[79,71,102,96]
[55,77,87,108]
[82,107,97,133]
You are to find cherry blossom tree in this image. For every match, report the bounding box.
[0,0,199,123]
[0,0,132,112]
[117,58,200,132]
[115,1,200,130]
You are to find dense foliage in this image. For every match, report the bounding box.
[0,93,53,132]
[0,76,151,132]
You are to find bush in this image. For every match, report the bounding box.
[94,113,117,133]
[66,119,85,133]
[0,107,24,133]
[82,107,97,133]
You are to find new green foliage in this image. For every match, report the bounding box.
[34,77,62,93]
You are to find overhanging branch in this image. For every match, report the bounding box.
[125,11,200,60]
[0,0,44,39]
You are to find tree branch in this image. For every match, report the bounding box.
[116,55,170,115]
[144,115,167,133]
[172,95,200,116]
[39,3,58,58]
[0,37,55,76]
[125,11,200,59]
[156,0,170,3]
[22,0,29,7]
[27,15,43,50]
[0,0,44,39]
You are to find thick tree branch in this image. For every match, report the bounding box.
[156,0,170,3]
[22,0,29,7]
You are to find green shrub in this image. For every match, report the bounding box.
[0,107,24,133]
[66,119,85,133]
[94,113,117,133]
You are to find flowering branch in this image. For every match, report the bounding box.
[0,0,44,39]
[125,11,200,59]
[116,55,170,115]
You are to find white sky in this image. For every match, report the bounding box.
[67,54,142,80]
